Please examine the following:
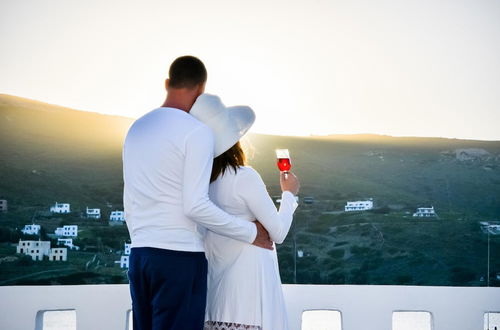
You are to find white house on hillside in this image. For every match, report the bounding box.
[86,207,101,219]
[21,224,41,236]
[57,238,80,250]
[345,200,374,212]
[413,207,437,217]
[0,199,7,211]
[54,225,78,237]
[124,243,131,255]
[48,248,67,261]
[110,211,125,222]
[50,202,70,214]
[16,240,51,261]
[116,242,131,268]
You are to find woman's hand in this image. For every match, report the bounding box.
[280,172,300,195]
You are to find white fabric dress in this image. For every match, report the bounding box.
[204,166,298,330]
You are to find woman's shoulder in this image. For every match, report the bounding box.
[236,166,265,184]
[237,165,259,175]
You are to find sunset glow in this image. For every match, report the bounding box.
[1,0,499,140]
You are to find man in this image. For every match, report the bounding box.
[122,56,272,330]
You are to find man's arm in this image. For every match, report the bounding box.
[182,124,270,247]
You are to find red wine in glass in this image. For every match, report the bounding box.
[276,149,291,176]
[277,158,291,172]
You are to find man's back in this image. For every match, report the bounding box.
[123,107,210,252]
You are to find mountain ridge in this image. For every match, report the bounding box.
[2,93,498,143]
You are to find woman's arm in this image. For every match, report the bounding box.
[235,167,298,244]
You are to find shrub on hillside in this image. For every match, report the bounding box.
[0,227,20,242]
[395,275,413,285]
[449,267,475,285]
[327,249,345,259]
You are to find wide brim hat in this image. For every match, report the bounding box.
[190,93,255,157]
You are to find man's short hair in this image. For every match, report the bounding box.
[168,56,207,89]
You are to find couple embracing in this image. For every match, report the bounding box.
[123,56,300,330]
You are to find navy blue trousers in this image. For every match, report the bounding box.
[128,247,208,330]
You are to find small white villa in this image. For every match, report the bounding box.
[413,206,437,217]
[480,222,500,235]
[57,238,80,250]
[116,242,131,269]
[16,240,51,261]
[86,207,101,219]
[110,210,125,222]
[16,240,67,261]
[345,200,374,212]
[54,225,78,237]
[48,248,67,261]
[50,202,70,214]
[21,224,41,236]
[0,199,7,211]
[124,243,131,255]
[119,256,129,268]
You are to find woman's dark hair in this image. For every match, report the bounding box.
[168,55,207,89]
[210,141,246,183]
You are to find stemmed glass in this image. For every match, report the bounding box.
[275,149,291,178]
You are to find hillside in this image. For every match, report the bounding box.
[2,94,500,216]
[0,94,132,210]
[0,94,499,286]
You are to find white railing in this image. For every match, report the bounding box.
[0,284,499,330]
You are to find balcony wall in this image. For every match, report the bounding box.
[0,284,499,330]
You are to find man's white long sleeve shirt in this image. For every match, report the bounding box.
[123,107,257,252]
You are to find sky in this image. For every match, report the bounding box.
[1,0,499,140]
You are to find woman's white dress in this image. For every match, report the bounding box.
[204,166,298,330]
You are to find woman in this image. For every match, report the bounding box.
[190,94,300,330]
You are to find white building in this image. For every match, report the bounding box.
[116,242,131,268]
[124,243,131,255]
[16,240,51,261]
[50,202,70,214]
[57,238,80,250]
[345,200,374,212]
[48,248,67,261]
[21,224,41,236]
[119,256,129,268]
[480,222,500,235]
[0,199,7,211]
[413,206,437,217]
[110,210,125,222]
[86,207,101,219]
[55,225,78,237]
[489,225,500,235]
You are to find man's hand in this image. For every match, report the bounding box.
[252,221,274,250]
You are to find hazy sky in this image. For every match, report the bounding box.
[1,0,499,140]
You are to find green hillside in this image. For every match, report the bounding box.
[0,94,131,210]
[248,133,500,217]
[0,94,499,286]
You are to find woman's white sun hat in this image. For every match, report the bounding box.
[190,93,255,157]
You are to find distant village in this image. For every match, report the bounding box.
[277,196,438,218]
[1,200,130,268]
[1,196,497,273]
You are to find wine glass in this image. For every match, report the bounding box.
[276,149,291,178]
